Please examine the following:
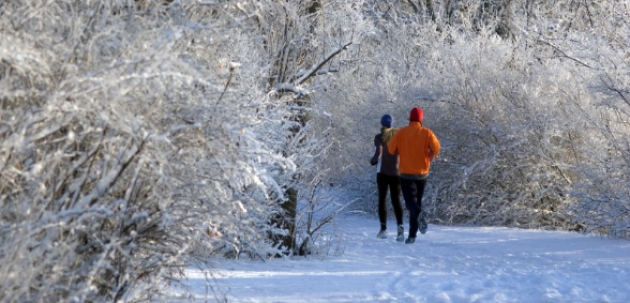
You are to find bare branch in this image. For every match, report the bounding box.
[297,41,352,85]
[536,38,592,68]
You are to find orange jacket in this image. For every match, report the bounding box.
[387,122,440,175]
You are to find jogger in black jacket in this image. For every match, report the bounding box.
[370,114,405,241]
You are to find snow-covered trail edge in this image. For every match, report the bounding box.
[170,215,630,303]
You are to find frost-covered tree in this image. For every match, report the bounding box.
[223,0,374,254]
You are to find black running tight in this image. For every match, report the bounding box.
[376,173,403,229]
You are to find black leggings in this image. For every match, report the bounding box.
[401,178,427,238]
[377,173,403,229]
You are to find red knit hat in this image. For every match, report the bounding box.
[409,107,423,122]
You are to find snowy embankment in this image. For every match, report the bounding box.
[170,215,630,303]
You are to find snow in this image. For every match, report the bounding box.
[169,215,630,303]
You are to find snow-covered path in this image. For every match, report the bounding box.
[171,215,630,302]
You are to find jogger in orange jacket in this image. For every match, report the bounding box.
[387,107,440,243]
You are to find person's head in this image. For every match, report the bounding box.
[380,114,393,128]
[409,107,423,122]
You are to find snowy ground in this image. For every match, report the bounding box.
[169,214,630,303]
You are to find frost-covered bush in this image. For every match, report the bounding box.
[544,2,630,238]
[0,0,313,301]
[422,30,580,228]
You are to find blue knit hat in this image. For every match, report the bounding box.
[380,114,393,128]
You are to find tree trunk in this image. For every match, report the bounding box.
[271,188,297,254]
